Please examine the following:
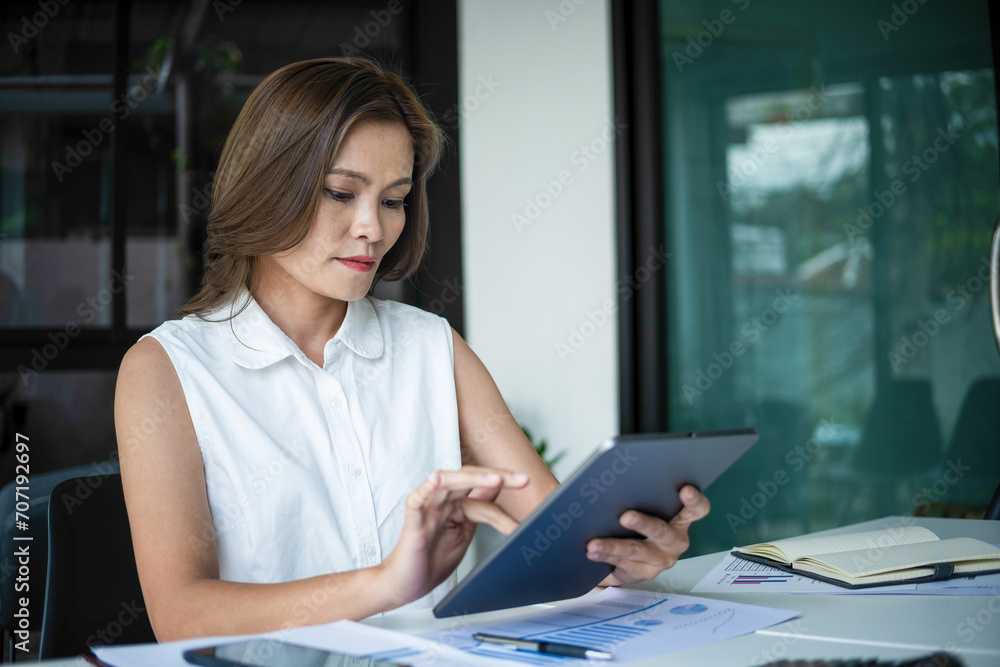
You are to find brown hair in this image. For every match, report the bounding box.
[180,57,445,318]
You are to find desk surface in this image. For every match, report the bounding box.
[41,516,1000,666]
[366,516,1000,667]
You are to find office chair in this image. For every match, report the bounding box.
[940,377,1000,519]
[853,379,942,475]
[38,473,155,659]
[748,398,815,527]
[946,378,1000,474]
[0,463,117,662]
[987,485,1000,521]
[849,380,943,519]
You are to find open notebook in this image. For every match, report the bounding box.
[732,526,1000,589]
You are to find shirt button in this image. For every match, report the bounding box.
[349,465,361,478]
[332,397,342,408]
[365,545,376,558]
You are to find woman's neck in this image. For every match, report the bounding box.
[253,267,348,367]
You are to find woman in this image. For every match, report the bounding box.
[115,57,709,642]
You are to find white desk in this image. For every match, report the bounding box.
[41,516,1000,666]
[366,516,1000,666]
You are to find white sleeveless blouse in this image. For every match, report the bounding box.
[143,293,462,612]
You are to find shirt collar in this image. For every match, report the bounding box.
[335,295,385,360]
[217,292,384,370]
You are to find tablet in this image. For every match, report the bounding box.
[433,428,758,617]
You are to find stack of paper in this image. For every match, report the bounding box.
[421,588,798,665]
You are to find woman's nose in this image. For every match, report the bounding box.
[351,200,384,242]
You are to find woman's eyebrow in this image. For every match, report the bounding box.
[327,168,413,188]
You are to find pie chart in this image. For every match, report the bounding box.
[670,603,709,615]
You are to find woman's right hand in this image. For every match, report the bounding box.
[376,466,528,608]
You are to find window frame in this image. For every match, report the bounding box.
[611,0,670,434]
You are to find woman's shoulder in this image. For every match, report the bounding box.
[148,312,217,333]
[364,296,455,356]
[136,309,246,371]
[366,295,451,330]
[117,334,184,397]
[142,312,219,347]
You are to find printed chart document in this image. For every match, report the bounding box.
[421,587,798,664]
[693,552,916,594]
[91,619,512,667]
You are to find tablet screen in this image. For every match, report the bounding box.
[433,429,758,617]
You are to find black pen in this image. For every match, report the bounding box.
[472,633,614,660]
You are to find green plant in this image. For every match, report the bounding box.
[521,425,565,470]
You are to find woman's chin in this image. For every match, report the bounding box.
[331,283,377,303]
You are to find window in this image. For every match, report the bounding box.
[616,0,1000,556]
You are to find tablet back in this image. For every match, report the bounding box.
[433,429,757,617]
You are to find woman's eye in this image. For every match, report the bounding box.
[383,199,407,209]
[325,189,353,202]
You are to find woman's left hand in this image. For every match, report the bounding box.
[586,484,710,586]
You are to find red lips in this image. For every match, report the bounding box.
[336,256,376,272]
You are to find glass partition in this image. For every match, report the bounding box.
[659,0,1000,554]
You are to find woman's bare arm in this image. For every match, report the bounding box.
[116,338,523,641]
[451,328,710,585]
[452,328,559,520]
[116,338,398,640]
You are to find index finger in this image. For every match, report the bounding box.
[419,468,529,506]
[436,467,529,491]
[670,484,710,527]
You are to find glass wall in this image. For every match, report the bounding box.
[659,0,1000,554]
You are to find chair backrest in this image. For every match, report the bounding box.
[1,462,117,659]
[946,377,1000,478]
[853,379,942,474]
[946,377,1000,520]
[39,473,155,659]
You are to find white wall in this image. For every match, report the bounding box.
[458,0,618,477]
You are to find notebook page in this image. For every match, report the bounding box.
[743,526,937,563]
[800,537,1000,577]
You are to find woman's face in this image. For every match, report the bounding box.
[263,119,415,304]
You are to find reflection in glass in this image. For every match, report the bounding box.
[660,0,999,555]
